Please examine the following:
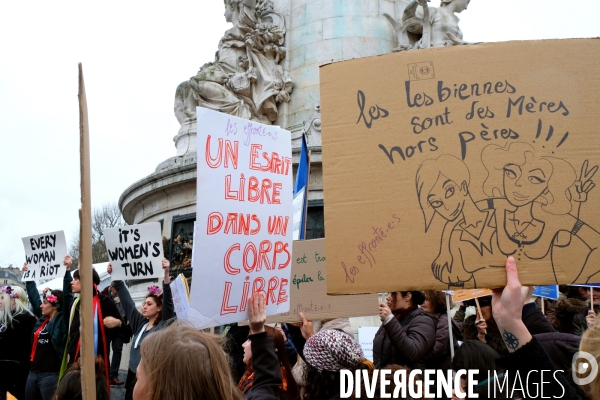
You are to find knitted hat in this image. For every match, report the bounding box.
[304,329,364,372]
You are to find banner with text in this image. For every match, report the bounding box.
[104,222,164,281]
[263,239,378,324]
[321,39,600,293]
[22,231,68,282]
[171,274,190,323]
[189,107,293,328]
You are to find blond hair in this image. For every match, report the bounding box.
[140,324,243,400]
[0,286,32,328]
[580,321,600,399]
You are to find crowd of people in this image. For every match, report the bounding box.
[1,256,600,399]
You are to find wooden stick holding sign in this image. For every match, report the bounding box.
[474,298,487,335]
[592,289,595,312]
[445,292,454,359]
[77,63,96,398]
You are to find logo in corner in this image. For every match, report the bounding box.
[573,351,599,385]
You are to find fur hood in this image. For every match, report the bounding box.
[554,295,588,314]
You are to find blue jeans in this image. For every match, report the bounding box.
[25,371,58,400]
[109,335,124,379]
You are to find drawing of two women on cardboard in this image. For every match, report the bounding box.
[416,142,600,287]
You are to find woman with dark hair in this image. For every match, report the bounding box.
[52,356,109,400]
[373,291,435,370]
[422,290,455,373]
[105,259,174,400]
[452,340,511,399]
[22,256,74,400]
[0,285,36,400]
[62,261,122,388]
[239,325,300,400]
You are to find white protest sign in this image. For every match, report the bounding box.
[189,107,293,329]
[22,231,68,282]
[104,222,164,281]
[171,274,190,323]
[292,187,306,240]
[358,326,379,362]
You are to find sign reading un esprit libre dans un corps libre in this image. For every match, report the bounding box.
[320,39,600,294]
[189,107,293,329]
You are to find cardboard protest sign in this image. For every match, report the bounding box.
[171,274,190,323]
[22,231,67,282]
[104,223,164,280]
[320,39,600,293]
[189,107,293,328]
[261,239,378,323]
[533,285,559,300]
[452,289,493,303]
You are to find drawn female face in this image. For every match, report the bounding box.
[427,174,467,221]
[502,159,551,207]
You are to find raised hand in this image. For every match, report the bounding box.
[248,294,266,334]
[22,263,28,272]
[64,255,72,271]
[162,258,171,284]
[107,263,113,275]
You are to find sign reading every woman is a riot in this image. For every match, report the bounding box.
[189,107,293,329]
[320,39,600,294]
[22,230,68,282]
[104,222,164,280]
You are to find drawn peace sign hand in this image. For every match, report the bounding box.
[571,160,598,203]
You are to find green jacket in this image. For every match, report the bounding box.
[26,268,74,358]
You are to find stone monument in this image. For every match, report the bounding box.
[120,0,474,274]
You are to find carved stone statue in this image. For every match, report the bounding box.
[384,0,473,52]
[174,0,293,127]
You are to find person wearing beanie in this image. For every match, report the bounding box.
[22,256,74,400]
[301,329,374,400]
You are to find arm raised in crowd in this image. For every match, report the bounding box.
[245,294,282,400]
[107,263,147,334]
[160,258,174,321]
[492,257,583,400]
[23,262,42,318]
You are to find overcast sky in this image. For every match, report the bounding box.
[0,0,598,268]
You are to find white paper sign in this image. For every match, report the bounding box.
[358,326,380,362]
[22,231,68,282]
[104,223,164,281]
[171,274,190,323]
[292,187,306,240]
[189,107,294,329]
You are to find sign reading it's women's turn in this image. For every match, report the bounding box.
[189,107,293,328]
[320,39,600,294]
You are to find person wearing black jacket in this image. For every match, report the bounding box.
[374,290,436,370]
[62,257,122,390]
[23,257,74,400]
[0,285,36,400]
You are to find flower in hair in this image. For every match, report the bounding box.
[45,294,58,305]
[1,286,19,299]
[148,285,162,296]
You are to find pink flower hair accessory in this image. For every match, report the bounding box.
[147,285,163,296]
[1,286,19,299]
[45,293,58,305]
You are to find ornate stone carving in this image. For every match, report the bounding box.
[174,0,293,128]
[384,0,474,52]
